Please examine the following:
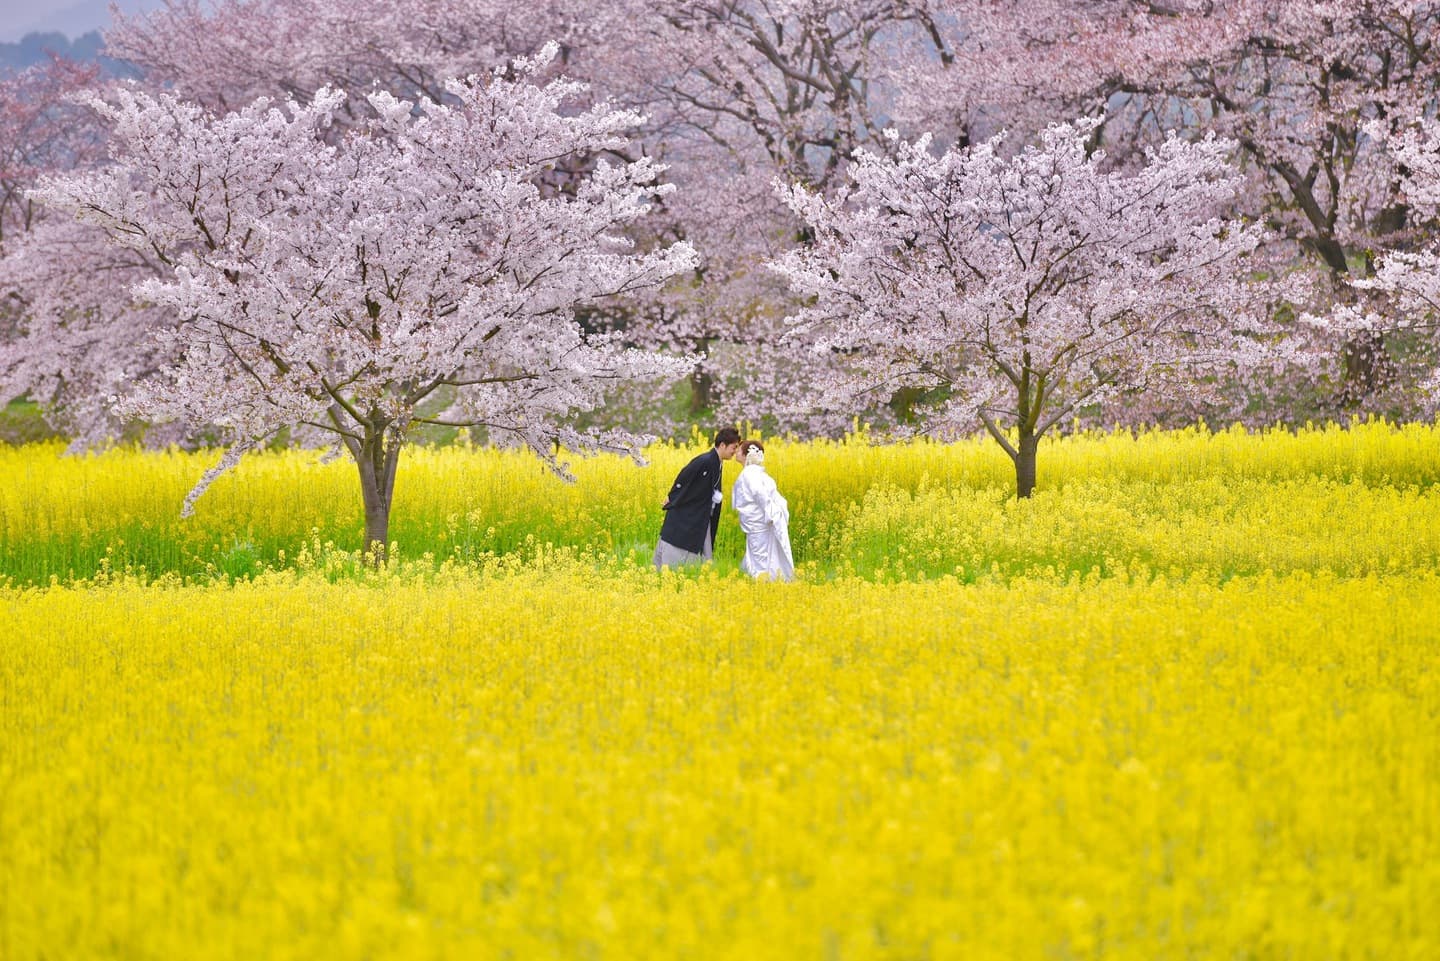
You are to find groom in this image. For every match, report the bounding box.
[653,426,742,569]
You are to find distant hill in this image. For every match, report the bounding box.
[0,30,136,77]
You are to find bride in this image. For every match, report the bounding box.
[731,440,795,581]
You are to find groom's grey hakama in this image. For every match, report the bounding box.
[653,448,723,568]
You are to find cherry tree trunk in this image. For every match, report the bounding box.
[1330,275,1394,406]
[353,429,402,560]
[1341,329,1395,406]
[689,365,715,415]
[1014,430,1039,499]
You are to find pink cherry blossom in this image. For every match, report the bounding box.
[772,118,1277,496]
[31,46,697,551]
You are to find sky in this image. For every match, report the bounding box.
[0,0,155,44]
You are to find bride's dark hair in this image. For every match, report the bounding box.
[741,439,764,456]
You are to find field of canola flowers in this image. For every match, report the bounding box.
[2,422,1439,959]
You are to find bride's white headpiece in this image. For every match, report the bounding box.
[745,444,765,466]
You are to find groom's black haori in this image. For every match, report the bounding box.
[655,427,741,566]
[659,447,721,553]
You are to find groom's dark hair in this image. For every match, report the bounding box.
[713,426,741,447]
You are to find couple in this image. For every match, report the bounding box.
[652,426,795,580]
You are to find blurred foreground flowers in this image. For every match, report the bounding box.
[3,562,1438,958]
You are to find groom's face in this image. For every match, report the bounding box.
[718,441,741,460]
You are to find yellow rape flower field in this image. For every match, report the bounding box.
[2,422,1439,959]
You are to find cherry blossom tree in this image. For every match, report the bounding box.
[1134,1,1440,408]
[1342,117,1440,403]
[879,1,1440,422]
[0,56,166,445]
[0,57,101,244]
[568,0,966,432]
[0,215,178,446]
[31,48,697,552]
[884,1,1224,144]
[104,0,588,109]
[955,1,1440,415]
[772,118,1275,497]
[99,1,1046,433]
[17,0,1428,452]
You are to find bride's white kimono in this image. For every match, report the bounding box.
[731,463,795,580]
